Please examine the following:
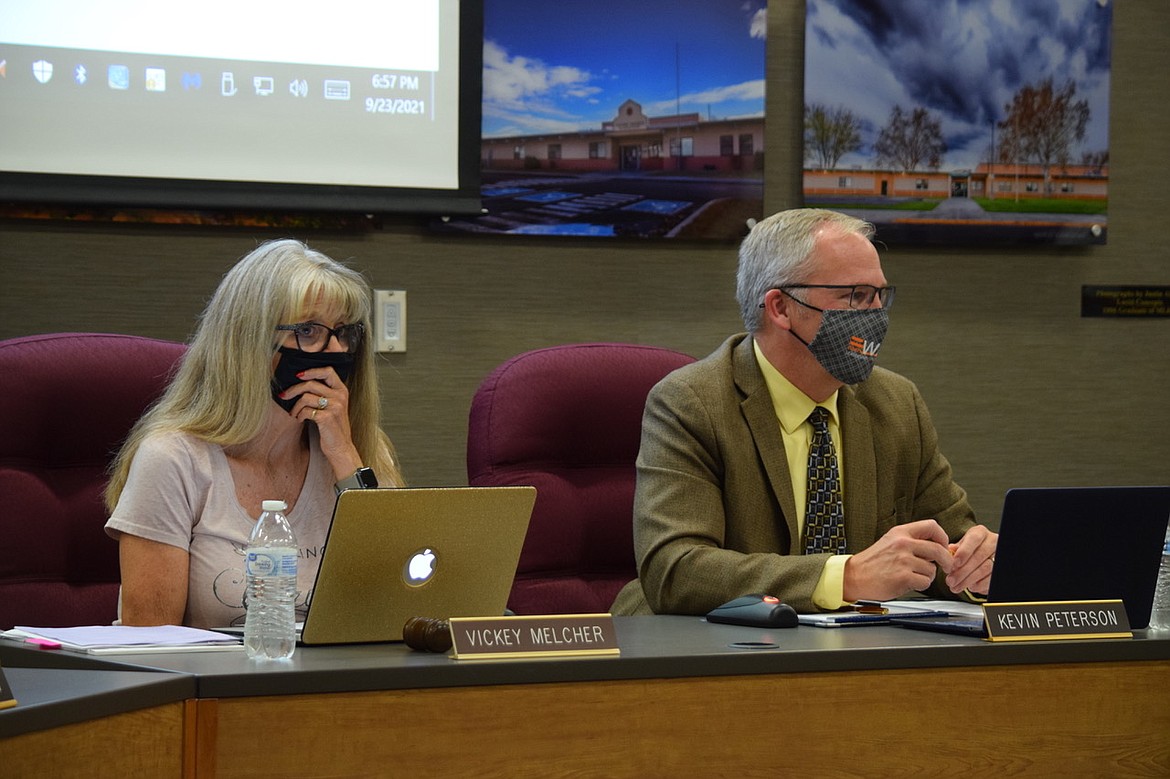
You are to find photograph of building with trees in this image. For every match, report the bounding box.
[803,0,1111,244]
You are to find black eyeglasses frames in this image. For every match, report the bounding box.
[774,284,896,310]
[275,322,365,353]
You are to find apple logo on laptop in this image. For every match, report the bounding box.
[404,548,437,586]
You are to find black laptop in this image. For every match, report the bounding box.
[894,486,1170,636]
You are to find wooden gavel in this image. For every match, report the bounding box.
[402,616,453,652]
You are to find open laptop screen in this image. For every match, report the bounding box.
[987,486,1170,629]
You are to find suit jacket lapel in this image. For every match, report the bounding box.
[732,337,800,551]
[838,386,878,553]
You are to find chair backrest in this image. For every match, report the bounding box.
[0,333,186,629]
[467,343,695,614]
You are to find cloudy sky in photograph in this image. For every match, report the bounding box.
[481,0,766,139]
[805,0,1112,170]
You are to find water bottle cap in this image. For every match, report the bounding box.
[261,500,288,511]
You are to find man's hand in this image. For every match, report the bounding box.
[945,525,998,595]
[843,519,953,602]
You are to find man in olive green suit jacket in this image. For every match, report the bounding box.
[612,209,997,616]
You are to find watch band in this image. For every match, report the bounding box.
[335,466,378,495]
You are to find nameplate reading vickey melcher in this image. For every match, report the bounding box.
[448,613,620,660]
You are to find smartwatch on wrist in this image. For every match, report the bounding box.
[335,466,378,495]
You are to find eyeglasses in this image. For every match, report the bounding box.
[275,322,364,354]
[775,284,896,310]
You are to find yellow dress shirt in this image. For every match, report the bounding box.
[753,340,851,610]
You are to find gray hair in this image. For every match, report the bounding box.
[736,208,875,333]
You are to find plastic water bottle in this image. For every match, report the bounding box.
[244,500,298,659]
[1149,523,1170,632]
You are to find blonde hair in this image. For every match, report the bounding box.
[106,239,402,510]
[736,208,875,333]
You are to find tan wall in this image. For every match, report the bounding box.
[1,2,1167,527]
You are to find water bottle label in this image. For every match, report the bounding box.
[246,548,297,576]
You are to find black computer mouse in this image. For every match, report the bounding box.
[705,594,799,628]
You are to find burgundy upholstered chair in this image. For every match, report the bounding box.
[467,343,695,614]
[0,333,186,629]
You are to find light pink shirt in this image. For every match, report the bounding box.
[105,429,334,629]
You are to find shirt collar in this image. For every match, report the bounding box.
[752,338,840,434]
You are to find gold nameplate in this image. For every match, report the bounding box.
[983,600,1131,642]
[449,613,620,660]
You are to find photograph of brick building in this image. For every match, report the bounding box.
[436,0,767,239]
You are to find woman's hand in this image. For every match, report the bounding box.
[279,366,364,479]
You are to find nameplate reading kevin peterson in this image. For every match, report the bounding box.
[982,599,1131,642]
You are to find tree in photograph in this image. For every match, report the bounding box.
[1080,149,1109,175]
[803,103,863,170]
[996,77,1090,193]
[873,105,945,172]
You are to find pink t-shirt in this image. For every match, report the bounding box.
[105,429,334,629]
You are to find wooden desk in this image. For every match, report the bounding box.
[0,667,194,778]
[4,617,1169,777]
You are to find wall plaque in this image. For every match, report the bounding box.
[1082,285,1170,317]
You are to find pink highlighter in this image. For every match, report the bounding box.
[24,637,62,650]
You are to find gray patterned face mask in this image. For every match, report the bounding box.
[788,303,888,385]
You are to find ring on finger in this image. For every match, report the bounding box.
[317,396,329,410]
[311,408,318,420]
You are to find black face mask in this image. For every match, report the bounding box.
[270,347,355,412]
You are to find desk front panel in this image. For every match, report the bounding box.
[0,700,186,778]
[0,666,195,778]
[198,660,1170,778]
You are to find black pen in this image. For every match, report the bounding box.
[854,600,889,615]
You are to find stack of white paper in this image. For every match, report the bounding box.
[2,625,243,654]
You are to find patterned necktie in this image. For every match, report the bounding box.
[803,406,846,554]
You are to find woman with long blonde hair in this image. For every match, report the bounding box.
[105,239,402,628]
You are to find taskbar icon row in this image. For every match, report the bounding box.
[14,59,352,100]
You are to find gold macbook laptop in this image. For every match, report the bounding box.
[299,486,536,645]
